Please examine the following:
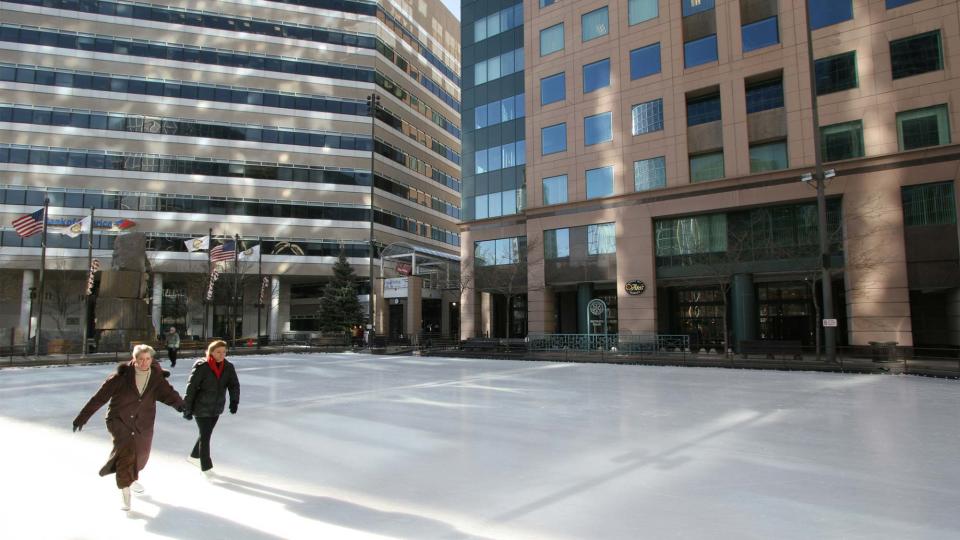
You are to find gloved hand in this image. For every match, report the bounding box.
[229,404,237,415]
[72,419,84,432]
[183,411,193,421]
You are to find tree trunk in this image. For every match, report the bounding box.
[721,283,729,357]
[811,278,821,362]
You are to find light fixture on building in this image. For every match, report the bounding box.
[800,172,814,184]
[824,169,836,179]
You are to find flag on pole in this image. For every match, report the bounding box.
[238,244,260,261]
[185,236,210,252]
[210,240,236,262]
[63,216,92,238]
[206,267,221,300]
[12,208,45,238]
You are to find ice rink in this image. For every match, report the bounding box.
[1,353,958,539]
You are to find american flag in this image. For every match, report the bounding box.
[210,240,236,262]
[12,208,45,238]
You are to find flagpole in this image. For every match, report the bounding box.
[232,233,239,346]
[203,227,212,341]
[81,207,95,354]
[33,198,49,355]
[257,235,262,350]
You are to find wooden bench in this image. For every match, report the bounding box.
[740,340,803,360]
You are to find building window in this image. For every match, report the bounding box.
[886,0,918,8]
[541,73,566,105]
[655,213,728,256]
[543,175,568,205]
[540,0,557,7]
[682,0,715,17]
[473,4,524,44]
[585,166,614,199]
[475,237,522,267]
[685,35,718,68]
[808,0,853,30]
[630,43,661,80]
[587,223,617,255]
[541,123,567,155]
[583,58,611,93]
[902,182,957,226]
[584,112,613,146]
[544,228,570,258]
[687,92,721,126]
[821,120,864,161]
[815,52,857,95]
[745,77,784,113]
[749,141,788,172]
[474,48,525,86]
[890,31,943,80]
[540,23,564,56]
[629,0,658,24]
[474,93,525,129]
[634,156,666,191]
[689,152,725,182]
[897,104,950,151]
[582,7,609,42]
[474,141,526,174]
[631,99,665,135]
[742,17,779,52]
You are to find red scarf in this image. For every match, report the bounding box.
[207,356,224,379]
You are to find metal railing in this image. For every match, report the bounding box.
[527,334,690,353]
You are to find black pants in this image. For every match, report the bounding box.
[167,347,178,367]
[190,416,219,471]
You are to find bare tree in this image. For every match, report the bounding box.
[44,260,84,335]
[460,236,543,337]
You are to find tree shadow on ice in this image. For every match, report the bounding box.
[128,495,285,540]
[213,474,492,540]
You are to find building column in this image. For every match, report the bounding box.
[947,288,960,347]
[615,211,656,334]
[577,283,593,334]
[406,276,422,337]
[480,292,493,338]
[374,278,387,336]
[731,273,757,351]
[268,276,283,338]
[19,270,34,345]
[844,183,912,346]
[151,273,163,338]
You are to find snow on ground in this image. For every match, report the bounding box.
[1,353,959,540]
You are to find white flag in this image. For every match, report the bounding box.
[185,235,210,252]
[63,216,91,238]
[238,244,260,261]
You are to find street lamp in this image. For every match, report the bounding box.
[803,0,837,363]
[366,93,380,339]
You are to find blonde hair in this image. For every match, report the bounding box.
[206,340,228,357]
[132,344,155,359]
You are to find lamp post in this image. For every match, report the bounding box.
[803,0,837,363]
[26,286,36,355]
[366,93,380,339]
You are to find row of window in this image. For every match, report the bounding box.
[474,236,524,266]
[0,25,462,131]
[473,188,525,221]
[544,223,616,259]
[0,62,460,142]
[474,93,525,130]
[0,102,461,191]
[816,32,942,97]
[0,142,460,216]
[472,3,523,45]
[473,48,525,87]
[0,187,461,246]
[474,140,527,175]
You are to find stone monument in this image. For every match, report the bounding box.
[95,232,154,352]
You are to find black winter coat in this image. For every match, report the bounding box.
[183,358,240,418]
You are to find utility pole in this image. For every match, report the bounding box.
[202,227,212,340]
[232,233,240,345]
[366,92,380,341]
[257,235,263,350]
[803,0,837,363]
[81,206,95,354]
[34,198,49,355]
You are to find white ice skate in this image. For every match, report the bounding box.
[202,469,215,480]
[185,456,201,468]
[130,481,144,494]
[120,487,131,511]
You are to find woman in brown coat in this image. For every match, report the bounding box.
[73,344,184,511]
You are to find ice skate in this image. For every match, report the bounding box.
[130,481,144,494]
[185,456,201,468]
[203,469,215,480]
[120,487,131,511]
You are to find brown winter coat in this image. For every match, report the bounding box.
[74,361,184,488]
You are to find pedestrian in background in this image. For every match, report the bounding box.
[182,340,240,477]
[166,327,181,367]
[73,344,184,511]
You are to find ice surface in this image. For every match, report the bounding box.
[1,353,959,539]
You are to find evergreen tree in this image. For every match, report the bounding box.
[317,250,363,332]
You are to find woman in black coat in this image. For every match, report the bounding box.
[182,340,240,475]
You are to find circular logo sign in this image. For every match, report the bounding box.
[625,280,646,295]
